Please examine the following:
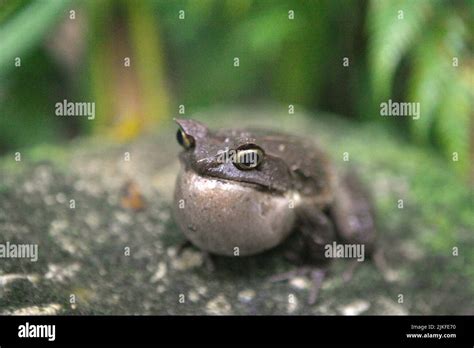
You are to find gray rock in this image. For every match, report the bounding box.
[0,106,472,315]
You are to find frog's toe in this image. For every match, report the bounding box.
[308,269,326,305]
[175,239,194,256]
[202,252,216,272]
[372,248,395,282]
[341,259,360,283]
[267,266,310,283]
[267,266,327,305]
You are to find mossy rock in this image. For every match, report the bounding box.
[0,106,472,315]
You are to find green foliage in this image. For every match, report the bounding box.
[0,0,471,178]
[0,49,68,150]
[409,12,472,176]
[85,0,171,140]
[367,0,473,175]
[0,0,71,74]
[0,0,74,151]
[368,0,434,101]
[152,0,332,106]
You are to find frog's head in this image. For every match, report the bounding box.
[174,118,291,192]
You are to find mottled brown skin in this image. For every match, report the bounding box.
[176,119,334,197]
[173,119,377,303]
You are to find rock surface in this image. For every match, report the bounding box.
[0,106,472,315]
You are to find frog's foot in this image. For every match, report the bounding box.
[268,267,326,305]
[176,239,193,256]
[341,248,391,283]
[372,248,394,281]
[176,240,216,272]
[268,266,311,282]
[202,252,216,272]
[341,260,360,283]
[308,269,326,305]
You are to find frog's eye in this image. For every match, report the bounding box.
[234,144,264,170]
[176,128,195,149]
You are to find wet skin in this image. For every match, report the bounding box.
[173,119,378,303]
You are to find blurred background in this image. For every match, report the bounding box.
[0,0,472,178]
[0,0,473,315]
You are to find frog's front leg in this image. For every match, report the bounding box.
[269,205,336,305]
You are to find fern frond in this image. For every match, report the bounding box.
[367,0,435,101]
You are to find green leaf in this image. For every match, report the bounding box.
[434,73,471,176]
[408,26,448,143]
[0,0,71,74]
[367,0,434,101]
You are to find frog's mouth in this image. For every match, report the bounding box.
[196,166,289,194]
[180,151,292,194]
[202,172,278,193]
[179,161,283,195]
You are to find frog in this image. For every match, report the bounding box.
[172,118,379,304]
